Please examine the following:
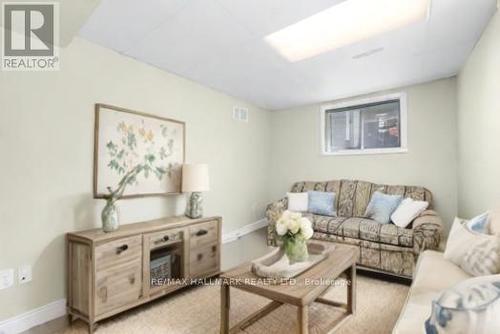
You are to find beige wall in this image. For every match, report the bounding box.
[0,36,271,320]
[269,78,458,227]
[457,11,500,217]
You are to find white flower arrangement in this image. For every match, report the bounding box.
[275,210,314,240]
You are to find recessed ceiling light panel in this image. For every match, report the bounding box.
[265,0,431,62]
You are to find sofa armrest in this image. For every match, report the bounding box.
[265,197,287,246]
[412,210,443,253]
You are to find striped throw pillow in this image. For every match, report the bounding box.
[462,239,500,276]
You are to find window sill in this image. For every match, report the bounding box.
[321,148,408,156]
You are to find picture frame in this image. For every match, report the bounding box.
[93,103,185,199]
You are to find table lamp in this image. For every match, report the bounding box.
[182,163,210,219]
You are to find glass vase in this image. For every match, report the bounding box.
[283,237,309,263]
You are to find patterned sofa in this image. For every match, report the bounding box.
[266,180,443,278]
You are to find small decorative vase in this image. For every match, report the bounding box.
[102,199,119,233]
[283,237,309,263]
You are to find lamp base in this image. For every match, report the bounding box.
[185,192,203,219]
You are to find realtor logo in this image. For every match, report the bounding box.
[2,2,59,71]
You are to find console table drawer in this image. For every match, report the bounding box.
[189,220,218,248]
[95,235,142,271]
[95,261,142,316]
[190,243,219,278]
[146,228,183,249]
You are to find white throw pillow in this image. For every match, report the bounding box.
[287,192,308,212]
[444,218,478,264]
[390,198,429,228]
[444,218,500,276]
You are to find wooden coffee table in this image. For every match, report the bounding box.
[220,242,359,334]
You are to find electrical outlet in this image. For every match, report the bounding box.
[0,269,14,290]
[18,265,32,284]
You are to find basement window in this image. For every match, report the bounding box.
[321,93,407,155]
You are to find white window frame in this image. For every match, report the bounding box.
[320,92,408,156]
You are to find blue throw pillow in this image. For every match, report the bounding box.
[308,191,336,217]
[364,191,403,224]
[467,212,490,234]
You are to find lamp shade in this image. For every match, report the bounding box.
[182,164,210,192]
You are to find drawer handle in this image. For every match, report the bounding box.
[129,275,136,285]
[195,229,208,237]
[116,244,128,254]
[212,245,217,252]
[98,287,107,302]
[154,235,170,245]
[197,253,203,261]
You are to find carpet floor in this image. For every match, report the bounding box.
[56,275,408,334]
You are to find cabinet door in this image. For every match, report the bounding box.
[189,243,219,278]
[94,235,143,316]
[95,261,142,316]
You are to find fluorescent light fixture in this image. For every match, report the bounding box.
[265,0,430,62]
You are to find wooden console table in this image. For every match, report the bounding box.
[66,216,222,333]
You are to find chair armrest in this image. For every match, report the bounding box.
[412,210,443,253]
[265,197,287,246]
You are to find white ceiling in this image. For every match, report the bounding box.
[79,0,497,110]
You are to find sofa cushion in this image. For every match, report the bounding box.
[312,215,413,247]
[413,250,472,293]
[379,224,414,247]
[393,251,472,334]
[337,180,357,217]
[312,231,416,277]
[312,216,347,235]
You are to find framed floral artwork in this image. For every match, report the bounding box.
[93,104,185,198]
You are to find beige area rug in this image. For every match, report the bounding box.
[58,275,408,334]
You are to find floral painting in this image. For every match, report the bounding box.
[94,104,185,198]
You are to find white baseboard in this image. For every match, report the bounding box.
[0,219,268,333]
[222,218,267,244]
[0,299,66,334]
